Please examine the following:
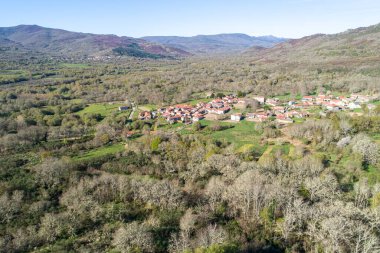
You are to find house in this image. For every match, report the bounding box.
[246,113,256,119]
[347,102,361,110]
[231,113,242,121]
[118,106,129,111]
[338,96,350,104]
[302,101,314,107]
[214,107,230,115]
[316,94,331,104]
[273,106,286,114]
[158,107,166,114]
[138,111,152,120]
[224,95,238,104]
[193,114,205,122]
[330,99,345,107]
[302,96,314,102]
[266,98,279,106]
[176,104,193,110]
[253,96,265,104]
[211,102,224,109]
[285,110,302,118]
[325,103,342,111]
[234,99,248,109]
[276,114,293,124]
[167,115,181,124]
[247,112,269,122]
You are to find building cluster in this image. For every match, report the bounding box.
[300,93,376,111]
[154,95,237,124]
[132,92,377,125]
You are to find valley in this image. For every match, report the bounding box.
[0,22,380,253]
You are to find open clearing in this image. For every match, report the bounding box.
[76,103,130,117]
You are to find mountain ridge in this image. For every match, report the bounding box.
[0,25,191,59]
[142,33,288,54]
[245,23,380,63]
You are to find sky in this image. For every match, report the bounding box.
[1,0,380,38]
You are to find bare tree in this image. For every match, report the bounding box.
[194,224,227,248]
[0,191,23,224]
[351,133,379,165]
[168,231,191,253]
[225,169,268,220]
[112,222,154,253]
[204,176,225,212]
[354,179,371,209]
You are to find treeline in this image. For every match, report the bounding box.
[2,55,380,109]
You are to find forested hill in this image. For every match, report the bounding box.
[0,25,191,59]
[246,23,380,63]
[142,33,288,54]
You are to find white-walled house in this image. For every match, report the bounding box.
[347,102,361,110]
[231,113,242,121]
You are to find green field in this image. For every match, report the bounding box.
[201,120,264,149]
[270,143,291,155]
[188,98,212,105]
[138,104,157,111]
[366,165,380,185]
[76,103,129,117]
[73,142,125,161]
[271,93,302,101]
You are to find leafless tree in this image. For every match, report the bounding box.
[194,224,227,248]
[204,176,225,212]
[0,190,23,224]
[112,222,154,253]
[168,231,191,253]
[351,133,379,165]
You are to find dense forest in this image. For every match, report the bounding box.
[1,24,380,253]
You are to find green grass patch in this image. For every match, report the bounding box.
[293,117,306,124]
[188,98,211,105]
[76,103,128,117]
[272,93,302,101]
[306,106,322,114]
[202,120,263,149]
[138,104,157,111]
[158,122,185,131]
[365,165,380,185]
[271,143,291,155]
[73,143,125,161]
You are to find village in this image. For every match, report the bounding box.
[120,92,379,126]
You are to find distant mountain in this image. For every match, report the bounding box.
[245,23,380,64]
[142,33,288,54]
[0,25,191,59]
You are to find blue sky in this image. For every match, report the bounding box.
[1,0,380,38]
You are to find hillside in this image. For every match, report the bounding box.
[142,33,288,54]
[241,23,380,94]
[246,23,380,64]
[0,25,190,59]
